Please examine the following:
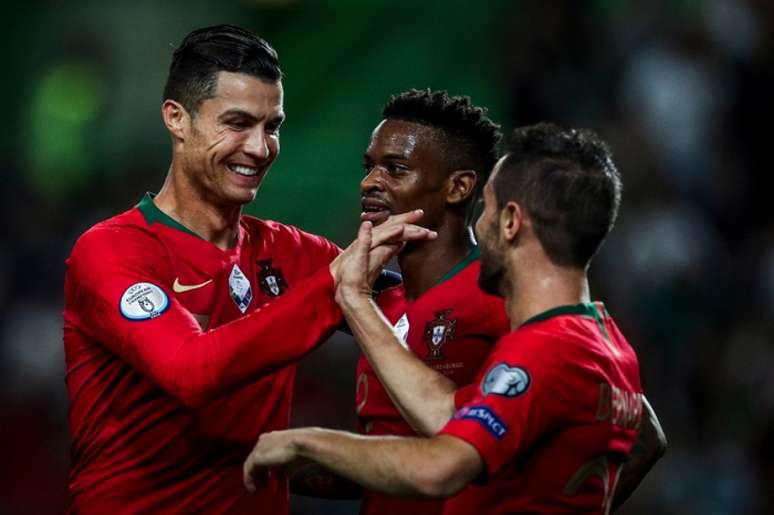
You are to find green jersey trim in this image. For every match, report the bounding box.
[521,302,609,328]
[436,246,480,286]
[137,193,201,239]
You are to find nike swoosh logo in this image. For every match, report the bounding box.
[172,278,213,293]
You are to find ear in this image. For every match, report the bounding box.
[161,99,190,142]
[446,169,477,205]
[499,201,523,243]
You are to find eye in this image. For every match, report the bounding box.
[386,163,408,174]
[227,120,251,131]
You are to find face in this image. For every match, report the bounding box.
[361,119,450,228]
[179,71,285,206]
[475,157,507,296]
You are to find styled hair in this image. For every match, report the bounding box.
[163,24,282,115]
[494,122,622,269]
[383,89,502,195]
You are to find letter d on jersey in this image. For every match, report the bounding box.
[120,282,169,321]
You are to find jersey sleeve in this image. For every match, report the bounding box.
[291,225,343,272]
[65,224,343,408]
[440,332,567,476]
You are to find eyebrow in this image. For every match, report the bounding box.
[363,152,411,161]
[217,109,285,124]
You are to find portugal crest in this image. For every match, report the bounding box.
[423,309,457,360]
[258,259,288,298]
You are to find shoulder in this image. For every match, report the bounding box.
[240,215,341,253]
[69,208,166,269]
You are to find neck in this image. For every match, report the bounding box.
[398,220,474,300]
[154,164,242,250]
[503,251,590,330]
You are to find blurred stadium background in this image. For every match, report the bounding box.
[2,0,773,513]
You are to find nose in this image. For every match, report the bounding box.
[361,166,385,194]
[244,129,270,161]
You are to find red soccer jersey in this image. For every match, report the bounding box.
[64,194,341,514]
[440,302,643,515]
[356,250,510,515]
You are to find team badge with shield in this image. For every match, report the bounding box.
[423,309,457,360]
[257,259,288,298]
[229,264,253,313]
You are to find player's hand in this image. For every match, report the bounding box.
[243,430,301,494]
[329,209,436,289]
[334,220,379,311]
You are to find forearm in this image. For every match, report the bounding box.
[289,461,362,499]
[293,429,469,498]
[87,267,341,408]
[612,396,667,510]
[341,294,457,435]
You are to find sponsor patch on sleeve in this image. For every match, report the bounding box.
[481,363,531,397]
[119,282,169,321]
[454,405,508,439]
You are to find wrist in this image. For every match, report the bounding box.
[336,285,371,310]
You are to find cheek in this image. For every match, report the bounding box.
[269,135,280,158]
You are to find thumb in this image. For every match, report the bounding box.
[355,221,373,259]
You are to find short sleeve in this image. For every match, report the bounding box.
[440,334,564,476]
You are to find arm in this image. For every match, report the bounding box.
[69,213,434,409]
[245,428,482,498]
[288,462,362,499]
[612,396,667,510]
[333,222,457,435]
[341,296,458,435]
[68,229,343,409]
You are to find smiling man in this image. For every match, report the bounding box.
[63,25,433,514]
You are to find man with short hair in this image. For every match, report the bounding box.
[63,25,432,514]
[291,89,510,515]
[245,123,664,514]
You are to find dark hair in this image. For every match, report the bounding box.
[383,89,502,196]
[494,122,622,269]
[163,24,282,115]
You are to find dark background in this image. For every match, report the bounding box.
[2,0,772,513]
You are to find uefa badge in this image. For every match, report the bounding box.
[120,282,169,321]
[257,259,288,298]
[481,363,530,397]
[423,309,457,361]
[228,264,253,313]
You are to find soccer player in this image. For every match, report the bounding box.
[290,89,509,515]
[63,25,433,514]
[245,123,663,513]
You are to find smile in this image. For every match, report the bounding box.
[228,164,260,177]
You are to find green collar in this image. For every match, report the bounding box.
[436,246,480,285]
[137,193,201,239]
[521,302,608,327]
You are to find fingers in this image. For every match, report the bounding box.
[355,221,373,258]
[243,452,262,494]
[366,243,403,279]
[383,209,425,226]
[371,223,437,247]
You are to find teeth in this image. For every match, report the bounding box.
[229,165,259,176]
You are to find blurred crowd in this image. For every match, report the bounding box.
[2,1,772,513]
